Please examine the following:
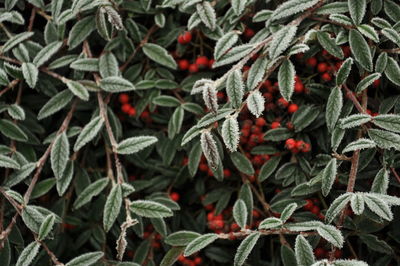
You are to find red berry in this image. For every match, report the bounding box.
[286,121,294,130]
[306,57,317,67]
[255,117,266,127]
[170,192,180,202]
[119,93,130,104]
[121,103,131,114]
[334,249,343,258]
[178,31,192,44]
[252,210,260,218]
[285,138,296,149]
[196,56,209,68]
[321,72,332,82]
[373,79,380,88]
[304,199,313,211]
[317,62,328,73]
[223,169,231,178]
[288,104,299,113]
[314,248,326,259]
[178,59,190,70]
[295,140,306,150]
[311,205,320,215]
[199,163,208,172]
[177,34,185,44]
[244,27,255,39]
[277,97,289,108]
[271,121,281,129]
[188,63,199,73]
[294,81,305,93]
[302,143,311,152]
[127,107,136,117]
[194,257,203,265]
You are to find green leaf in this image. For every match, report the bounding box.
[196,1,216,30]
[326,87,343,132]
[100,76,136,92]
[0,119,28,142]
[117,136,157,154]
[214,31,238,60]
[368,128,400,150]
[21,62,38,88]
[67,16,96,50]
[247,57,268,91]
[375,52,388,73]
[349,29,373,72]
[165,231,201,246]
[382,28,400,48]
[226,69,244,109]
[348,0,366,25]
[357,25,379,42]
[168,107,184,139]
[325,193,352,223]
[74,115,104,151]
[103,184,122,232]
[291,105,320,132]
[281,203,297,222]
[317,31,344,59]
[233,199,247,229]
[130,200,173,218]
[142,43,177,69]
[56,160,74,196]
[355,73,381,93]
[51,132,70,179]
[371,168,389,194]
[336,58,353,85]
[269,25,297,59]
[38,214,56,240]
[384,0,400,22]
[384,57,400,86]
[33,41,63,67]
[73,177,109,209]
[21,206,44,233]
[350,193,365,215]
[184,233,219,257]
[342,138,376,153]
[295,235,315,266]
[99,52,119,78]
[359,234,393,254]
[232,0,247,16]
[259,156,281,182]
[339,114,371,129]
[37,90,74,120]
[258,217,282,229]
[264,128,294,142]
[221,116,240,152]
[7,104,25,120]
[2,31,34,53]
[66,80,90,101]
[317,224,344,248]
[271,0,319,21]
[364,193,393,220]
[278,59,296,101]
[160,246,185,266]
[230,152,254,175]
[0,154,20,169]
[281,245,297,266]
[247,90,265,118]
[65,251,104,266]
[15,241,40,266]
[70,58,99,72]
[321,158,337,197]
[234,232,261,266]
[213,44,255,68]
[5,162,35,186]
[372,114,400,132]
[152,96,181,107]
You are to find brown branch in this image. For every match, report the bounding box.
[0,79,20,97]
[28,8,37,32]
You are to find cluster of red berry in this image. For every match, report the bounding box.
[118,93,136,117]
[285,138,311,153]
[303,198,325,220]
[314,246,342,260]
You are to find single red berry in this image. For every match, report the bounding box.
[285,138,296,150]
[311,205,320,215]
[204,204,214,211]
[121,103,131,114]
[241,129,250,137]
[262,80,272,89]
[286,121,294,130]
[314,248,326,259]
[196,56,209,68]
[194,257,203,265]
[317,62,329,73]
[295,140,306,150]
[127,107,136,117]
[199,163,208,172]
[242,65,250,72]
[178,255,186,262]
[223,169,231,178]
[277,97,289,108]
[244,27,255,38]
[252,210,260,218]
[178,59,190,70]
[119,93,130,104]
[321,72,332,82]
[255,117,266,127]
[140,110,150,119]
[302,143,311,152]
[178,31,192,44]
[288,103,299,113]
[306,57,317,67]
[294,81,305,93]
[271,121,281,129]
[188,63,199,73]
[334,249,343,258]
[177,34,186,44]
[373,79,380,88]
[169,192,180,202]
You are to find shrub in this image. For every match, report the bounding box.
[1,0,400,265]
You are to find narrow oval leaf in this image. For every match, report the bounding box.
[165,231,201,246]
[74,115,104,151]
[103,184,122,232]
[37,90,74,120]
[348,0,366,25]
[21,62,38,88]
[226,69,244,109]
[184,233,219,257]
[355,73,381,93]
[325,193,352,223]
[67,16,96,50]
[317,224,344,248]
[350,193,365,215]
[368,128,400,150]
[38,214,56,240]
[51,132,70,179]
[2,31,34,53]
[99,52,119,78]
[339,114,371,129]
[233,232,261,266]
[130,200,173,218]
[349,29,373,72]
[326,86,343,132]
[196,1,216,31]
[142,43,177,69]
[230,152,255,175]
[117,136,157,154]
[221,116,240,152]
[371,168,389,194]
[336,58,353,85]
[280,203,297,222]
[247,57,268,91]
[33,41,63,67]
[247,90,265,118]
[342,138,376,153]
[65,251,104,266]
[295,235,315,266]
[214,31,238,60]
[200,131,219,170]
[233,199,247,229]
[317,31,344,59]
[258,217,282,229]
[322,158,337,197]
[0,119,28,142]
[364,193,393,221]
[100,76,136,92]
[73,177,109,209]
[15,241,40,266]
[269,25,297,59]
[385,57,400,86]
[278,59,295,101]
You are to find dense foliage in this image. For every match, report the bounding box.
[1,0,400,265]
